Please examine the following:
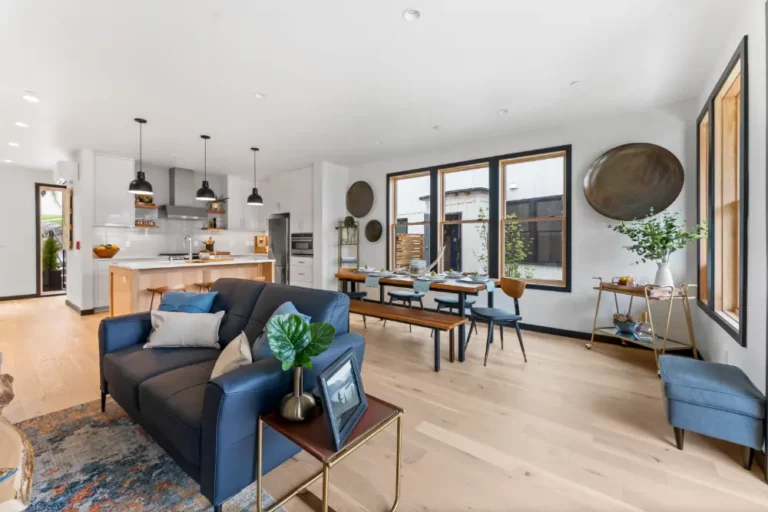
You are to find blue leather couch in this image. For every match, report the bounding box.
[98,278,365,511]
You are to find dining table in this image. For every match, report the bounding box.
[335,269,499,362]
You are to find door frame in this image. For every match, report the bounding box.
[35,183,67,297]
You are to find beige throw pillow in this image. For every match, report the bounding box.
[144,310,225,349]
[211,332,253,379]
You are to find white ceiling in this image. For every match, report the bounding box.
[0,0,748,177]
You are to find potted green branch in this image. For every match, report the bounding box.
[42,236,62,292]
[267,314,336,421]
[207,194,228,212]
[611,209,707,288]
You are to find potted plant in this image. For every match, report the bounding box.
[267,313,336,421]
[42,236,62,292]
[207,195,228,212]
[342,216,358,245]
[611,209,707,287]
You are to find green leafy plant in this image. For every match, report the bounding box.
[611,209,707,264]
[42,236,61,272]
[267,314,335,371]
[474,207,534,278]
[343,216,357,228]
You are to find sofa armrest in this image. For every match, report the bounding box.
[98,312,152,355]
[199,331,365,505]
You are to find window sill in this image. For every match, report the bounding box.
[697,299,743,346]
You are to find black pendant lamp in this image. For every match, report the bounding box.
[247,147,263,206]
[195,134,216,201]
[128,118,153,195]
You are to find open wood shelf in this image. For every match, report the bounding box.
[202,227,228,231]
[134,224,160,229]
[135,203,158,209]
[206,210,227,214]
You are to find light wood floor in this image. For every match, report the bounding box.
[2,296,768,511]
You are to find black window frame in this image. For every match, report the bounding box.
[386,144,572,293]
[696,36,749,347]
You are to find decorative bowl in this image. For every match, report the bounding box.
[613,318,640,335]
[93,247,120,259]
[446,271,464,279]
[469,274,489,283]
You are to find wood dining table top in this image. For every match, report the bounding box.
[335,270,499,293]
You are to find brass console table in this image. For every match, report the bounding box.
[257,394,403,512]
[587,277,698,368]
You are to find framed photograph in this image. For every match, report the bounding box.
[316,349,368,450]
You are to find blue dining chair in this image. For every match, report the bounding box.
[383,290,425,332]
[465,277,527,366]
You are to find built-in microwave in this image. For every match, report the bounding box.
[291,233,313,256]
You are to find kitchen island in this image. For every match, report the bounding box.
[109,258,275,316]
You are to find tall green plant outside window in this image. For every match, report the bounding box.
[42,236,61,272]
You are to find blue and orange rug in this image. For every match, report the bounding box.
[16,399,282,511]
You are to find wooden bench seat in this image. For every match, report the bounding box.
[349,300,468,372]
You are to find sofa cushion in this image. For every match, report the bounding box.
[145,310,225,349]
[158,291,218,313]
[103,345,220,412]
[210,279,268,347]
[243,283,350,342]
[659,355,766,419]
[139,360,215,465]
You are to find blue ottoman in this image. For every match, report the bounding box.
[659,355,766,472]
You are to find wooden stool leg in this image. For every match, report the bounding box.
[362,315,367,329]
[673,428,684,450]
[149,292,156,311]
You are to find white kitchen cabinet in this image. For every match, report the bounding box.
[93,155,135,226]
[226,175,264,231]
[93,260,111,309]
[289,167,314,233]
[290,255,314,287]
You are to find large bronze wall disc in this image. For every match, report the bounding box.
[584,143,684,221]
[346,181,374,218]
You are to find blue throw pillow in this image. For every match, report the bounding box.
[252,301,311,360]
[158,291,218,314]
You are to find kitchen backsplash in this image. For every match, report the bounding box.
[93,220,266,258]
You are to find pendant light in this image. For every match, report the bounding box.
[247,147,263,206]
[195,134,215,201]
[128,118,153,195]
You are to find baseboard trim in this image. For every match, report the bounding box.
[65,299,95,316]
[0,293,37,302]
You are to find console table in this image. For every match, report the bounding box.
[256,394,403,512]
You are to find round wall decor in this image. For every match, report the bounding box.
[583,143,684,221]
[346,181,374,218]
[364,220,383,242]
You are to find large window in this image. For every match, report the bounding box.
[501,150,568,287]
[439,163,490,274]
[386,145,571,291]
[696,37,748,345]
[389,172,431,269]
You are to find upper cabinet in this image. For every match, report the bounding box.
[290,167,314,233]
[226,175,264,231]
[93,154,135,226]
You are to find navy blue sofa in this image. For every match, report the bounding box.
[98,278,365,511]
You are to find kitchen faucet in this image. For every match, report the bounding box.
[184,234,193,261]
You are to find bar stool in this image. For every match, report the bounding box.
[344,291,367,328]
[383,291,425,332]
[465,278,527,366]
[194,281,215,292]
[147,285,185,310]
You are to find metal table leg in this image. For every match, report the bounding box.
[433,330,441,372]
[458,292,467,362]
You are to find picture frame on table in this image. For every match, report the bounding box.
[316,349,368,450]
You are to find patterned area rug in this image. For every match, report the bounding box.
[16,399,283,512]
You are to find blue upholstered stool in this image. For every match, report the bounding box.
[659,355,766,473]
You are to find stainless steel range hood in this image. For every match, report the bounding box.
[158,167,208,219]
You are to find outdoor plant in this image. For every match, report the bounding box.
[474,207,534,278]
[610,209,707,264]
[267,314,335,371]
[42,236,61,272]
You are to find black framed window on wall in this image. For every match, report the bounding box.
[696,36,748,346]
[386,145,571,292]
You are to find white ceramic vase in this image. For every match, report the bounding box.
[654,261,674,288]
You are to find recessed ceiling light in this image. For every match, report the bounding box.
[14,122,29,128]
[8,142,19,147]
[570,80,581,86]
[22,91,40,103]
[253,92,267,99]
[3,159,11,163]
[432,125,441,131]
[376,141,384,145]
[403,8,421,21]
[497,109,509,116]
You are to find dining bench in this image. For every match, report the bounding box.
[348,300,468,372]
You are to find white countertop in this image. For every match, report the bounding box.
[109,257,275,271]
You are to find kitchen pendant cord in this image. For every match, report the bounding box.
[138,121,142,174]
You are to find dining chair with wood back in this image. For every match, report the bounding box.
[465,277,527,366]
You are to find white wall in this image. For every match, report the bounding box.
[0,164,54,298]
[348,108,693,336]
[314,162,350,290]
[67,150,96,310]
[691,0,767,392]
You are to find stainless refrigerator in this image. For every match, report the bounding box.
[268,215,290,284]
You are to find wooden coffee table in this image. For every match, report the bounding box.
[257,394,404,512]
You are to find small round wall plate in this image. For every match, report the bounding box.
[346,181,374,218]
[365,220,382,242]
[584,143,684,221]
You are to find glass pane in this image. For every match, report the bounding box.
[504,155,564,218]
[440,222,488,275]
[395,174,431,221]
[442,166,489,221]
[503,219,563,283]
[40,187,66,294]
[394,223,430,269]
